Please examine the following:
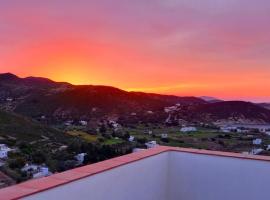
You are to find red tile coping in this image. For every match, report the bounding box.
[1,146,270,200]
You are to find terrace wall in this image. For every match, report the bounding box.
[12,147,270,200]
[168,151,270,200]
[23,152,169,200]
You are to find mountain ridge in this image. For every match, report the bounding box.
[1,73,270,124]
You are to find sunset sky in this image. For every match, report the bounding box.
[1,0,270,102]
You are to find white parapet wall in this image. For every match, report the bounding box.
[168,151,270,200]
[2,147,270,200]
[23,152,170,200]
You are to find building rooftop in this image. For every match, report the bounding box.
[1,146,270,200]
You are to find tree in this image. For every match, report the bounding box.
[99,124,107,134]
[32,151,46,164]
[8,157,26,169]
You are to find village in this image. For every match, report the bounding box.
[2,101,270,189]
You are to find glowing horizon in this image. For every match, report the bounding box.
[1,0,270,102]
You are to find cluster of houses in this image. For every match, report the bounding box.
[21,164,51,179]
[20,152,88,180]
[180,127,197,133]
[220,125,270,134]
[145,141,158,149]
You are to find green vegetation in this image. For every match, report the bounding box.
[67,131,98,142]
[0,111,133,184]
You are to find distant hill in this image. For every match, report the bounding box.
[1,73,270,125]
[0,73,205,123]
[0,110,68,142]
[171,101,270,124]
[200,96,223,103]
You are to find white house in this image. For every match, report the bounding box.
[75,153,87,165]
[33,167,51,179]
[253,139,262,145]
[267,145,270,151]
[237,129,249,133]
[128,136,135,142]
[0,144,11,159]
[265,131,270,136]
[220,126,237,133]
[79,120,88,126]
[161,134,168,139]
[259,128,267,133]
[145,141,158,149]
[180,127,197,133]
[21,164,39,172]
[64,120,73,126]
[6,97,13,102]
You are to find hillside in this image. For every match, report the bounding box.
[0,110,68,142]
[0,73,205,123]
[1,73,270,125]
[170,101,270,124]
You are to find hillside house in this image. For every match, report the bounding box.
[161,134,168,139]
[237,128,250,133]
[22,164,51,179]
[75,153,87,165]
[128,136,135,142]
[220,126,237,133]
[253,139,262,145]
[266,131,270,136]
[21,164,39,172]
[79,120,88,126]
[180,127,197,133]
[145,141,158,149]
[64,120,73,126]
[164,105,179,113]
[259,128,267,133]
[6,98,13,102]
[33,167,51,179]
[0,144,11,159]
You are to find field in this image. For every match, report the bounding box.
[122,124,270,153]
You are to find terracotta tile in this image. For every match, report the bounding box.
[20,177,67,190]
[51,171,90,182]
[0,185,38,200]
[73,160,119,174]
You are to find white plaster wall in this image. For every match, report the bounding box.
[24,152,169,200]
[168,152,270,200]
[23,151,270,200]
